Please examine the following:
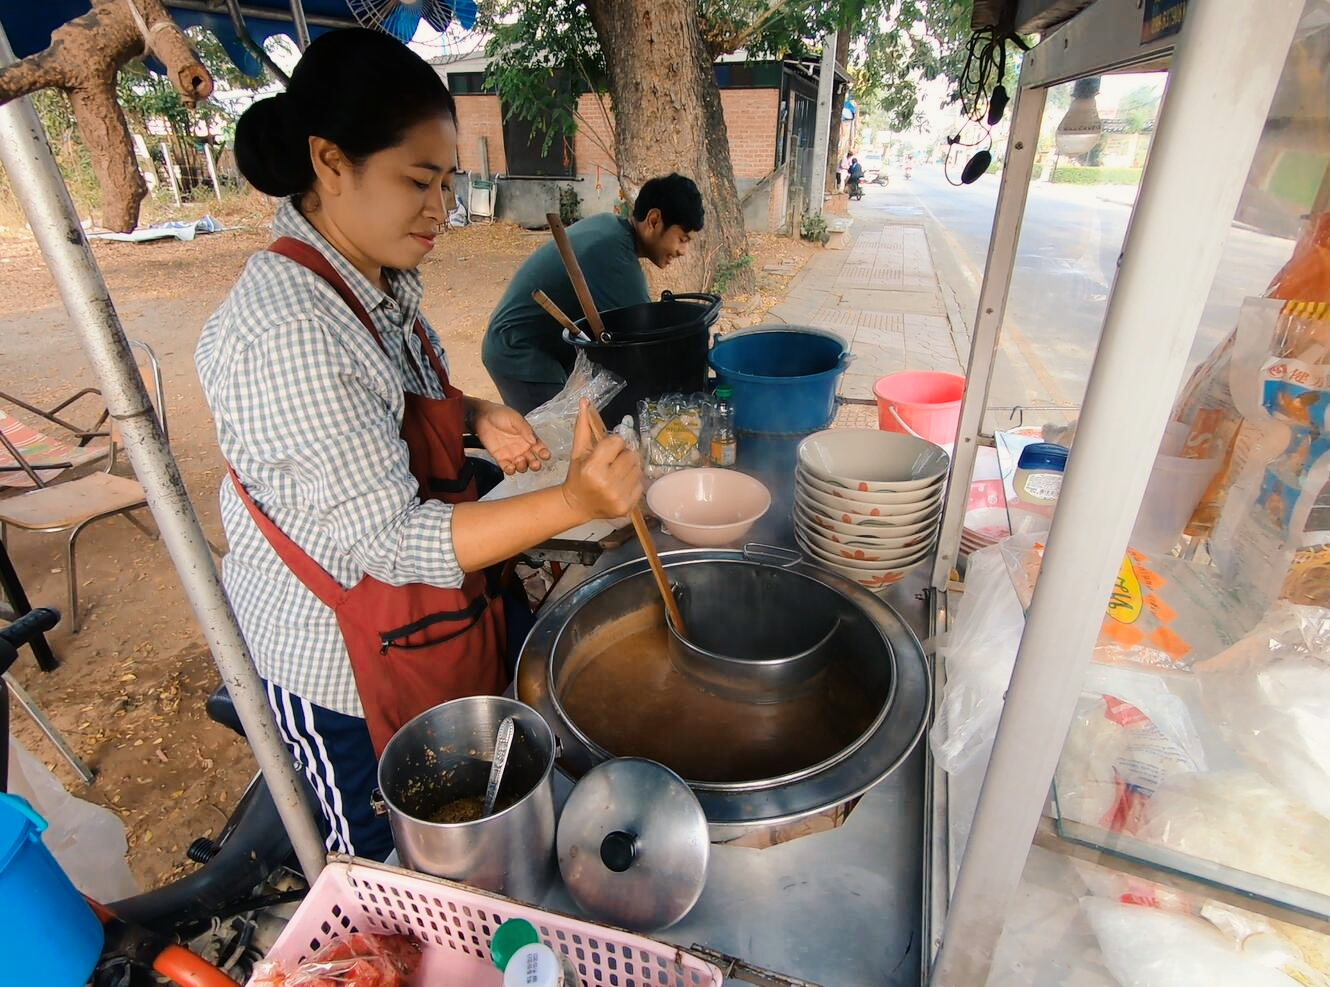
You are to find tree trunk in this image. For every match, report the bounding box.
[584,0,755,295]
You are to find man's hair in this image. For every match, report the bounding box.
[633,173,705,233]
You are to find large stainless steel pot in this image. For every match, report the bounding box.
[517,547,930,843]
[376,696,556,901]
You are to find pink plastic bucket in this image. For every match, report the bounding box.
[874,372,966,444]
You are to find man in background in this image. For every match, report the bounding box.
[482,173,705,414]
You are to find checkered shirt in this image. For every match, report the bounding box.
[196,201,464,717]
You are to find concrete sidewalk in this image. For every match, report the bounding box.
[765,198,971,428]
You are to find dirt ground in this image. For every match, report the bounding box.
[0,191,813,891]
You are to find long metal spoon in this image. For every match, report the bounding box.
[482,716,516,818]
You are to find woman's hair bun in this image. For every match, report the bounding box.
[234,93,313,198]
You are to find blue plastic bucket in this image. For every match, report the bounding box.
[708,327,849,434]
[0,793,104,985]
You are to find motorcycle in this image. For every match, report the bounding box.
[846,175,864,201]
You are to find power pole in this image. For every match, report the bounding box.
[810,30,837,216]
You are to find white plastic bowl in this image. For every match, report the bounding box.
[795,528,931,571]
[797,519,937,563]
[797,429,950,491]
[793,502,935,548]
[795,478,942,527]
[798,467,944,506]
[645,467,771,547]
[794,488,943,534]
[794,532,930,590]
[794,473,943,518]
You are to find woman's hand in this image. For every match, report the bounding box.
[562,400,644,520]
[470,399,552,475]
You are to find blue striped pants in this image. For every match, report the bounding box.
[263,680,395,862]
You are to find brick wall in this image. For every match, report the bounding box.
[453,94,507,174]
[721,89,779,179]
[574,93,617,175]
[570,88,780,182]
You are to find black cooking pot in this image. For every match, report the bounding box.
[564,291,722,427]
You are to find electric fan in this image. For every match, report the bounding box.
[346,0,478,42]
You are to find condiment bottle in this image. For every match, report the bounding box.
[708,384,737,467]
[1013,443,1069,507]
[491,918,581,986]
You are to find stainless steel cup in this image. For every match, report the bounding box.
[376,696,556,902]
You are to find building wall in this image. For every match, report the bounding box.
[567,89,780,182]
[453,94,507,174]
[574,94,618,175]
[720,89,780,179]
[452,86,782,228]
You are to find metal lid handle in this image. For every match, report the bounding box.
[600,830,639,872]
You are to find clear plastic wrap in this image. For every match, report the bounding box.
[6,735,139,902]
[479,352,625,501]
[637,393,709,480]
[1211,299,1330,611]
[1083,897,1308,987]
[1053,668,1206,834]
[1192,601,1330,820]
[250,932,422,987]
[1137,770,1330,897]
[929,542,1026,775]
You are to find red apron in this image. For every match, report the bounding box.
[228,237,508,755]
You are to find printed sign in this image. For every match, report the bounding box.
[1142,0,1187,43]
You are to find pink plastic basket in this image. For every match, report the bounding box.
[247,859,725,987]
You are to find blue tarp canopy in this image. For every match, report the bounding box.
[1,2,477,78]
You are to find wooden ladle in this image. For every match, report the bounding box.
[545,211,606,342]
[584,401,688,638]
[538,215,688,638]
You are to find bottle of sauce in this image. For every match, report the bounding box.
[708,384,737,467]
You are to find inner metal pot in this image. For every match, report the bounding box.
[376,696,556,902]
[517,548,931,843]
[667,566,841,702]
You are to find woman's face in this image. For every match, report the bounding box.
[313,115,459,281]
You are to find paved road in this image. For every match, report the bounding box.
[856,165,1297,408]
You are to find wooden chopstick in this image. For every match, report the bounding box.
[532,289,584,338]
[545,211,606,342]
[584,403,688,637]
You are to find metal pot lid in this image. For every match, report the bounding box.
[557,757,709,932]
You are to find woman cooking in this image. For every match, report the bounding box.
[196,28,643,860]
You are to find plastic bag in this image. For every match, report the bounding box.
[1000,534,1258,670]
[1083,897,1306,987]
[1211,299,1330,611]
[1053,668,1206,834]
[6,734,138,902]
[929,542,1026,775]
[480,351,625,501]
[638,393,709,480]
[1192,601,1330,820]
[1136,770,1330,897]
[251,932,422,986]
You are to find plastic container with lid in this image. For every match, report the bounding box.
[491,918,581,986]
[1014,443,1069,507]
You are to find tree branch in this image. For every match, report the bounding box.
[0,0,212,230]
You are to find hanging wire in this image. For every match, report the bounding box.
[944,23,1028,187]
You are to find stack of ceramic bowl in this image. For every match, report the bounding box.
[793,429,950,591]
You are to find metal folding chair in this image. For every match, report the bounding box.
[0,341,165,632]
